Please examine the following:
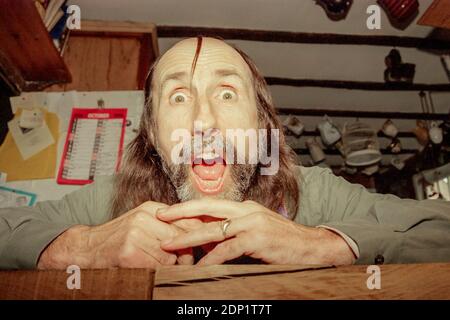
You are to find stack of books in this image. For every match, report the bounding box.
[34,0,70,54]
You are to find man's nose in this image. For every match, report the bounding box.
[193,96,217,132]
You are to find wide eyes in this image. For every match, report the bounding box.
[169,92,189,105]
[219,89,236,101]
[218,89,237,102]
[167,87,237,105]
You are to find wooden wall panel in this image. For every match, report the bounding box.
[47,20,159,91]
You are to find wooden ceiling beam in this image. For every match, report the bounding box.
[157,25,450,50]
[266,77,450,91]
[277,107,449,120]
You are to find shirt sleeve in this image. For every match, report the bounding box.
[0,176,114,270]
[316,225,360,259]
[297,166,450,265]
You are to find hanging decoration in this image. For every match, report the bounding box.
[342,121,381,167]
[377,0,419,30]
[384,49,415,83]
[283,115,305,137]
[315,0,353,21]
[317,115,341,146]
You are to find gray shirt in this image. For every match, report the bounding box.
[1,165,450,269]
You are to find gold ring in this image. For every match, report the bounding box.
[220,219,232,239]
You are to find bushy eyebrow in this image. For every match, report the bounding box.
[160,71,189,89]
[159,68,246,92]
[215,68,245,82]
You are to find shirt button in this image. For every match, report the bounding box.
[374,254,384,265]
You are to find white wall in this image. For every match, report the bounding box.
[69,0,450,166]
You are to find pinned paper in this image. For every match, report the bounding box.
[0,186,37,208]
[8,114,55,160]
[19,108,44,129]
[0,108,58,181]
[0,172,6,185]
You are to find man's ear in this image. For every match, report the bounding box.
[148,124,156,146]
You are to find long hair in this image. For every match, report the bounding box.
[111,37,300,219]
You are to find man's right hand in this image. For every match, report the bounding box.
[37,201,197,269]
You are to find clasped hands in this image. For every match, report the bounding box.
[37,199,355,269]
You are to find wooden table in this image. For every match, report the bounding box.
[1,263,449,300]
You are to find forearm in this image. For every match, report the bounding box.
[309,227,356,265]
[37,225,92,270]
[0,207,77,269]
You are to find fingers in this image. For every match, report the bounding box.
[197,238,247,266]
[135,201,169,217]
[156,199,250,222]
[117,231,177,268]
[172,218,204,232]
[176,248,195,265]
[133,228,178,265]
[132,210,179,240]
[118,248,162,269]
[160,217,247,251]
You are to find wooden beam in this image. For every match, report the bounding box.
[277,107,450,120]
[293,148,417,155]
[157,25,450,50]
[266,77,450,91]
[294,130,416,138]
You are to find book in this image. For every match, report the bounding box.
[43,0,66,28]
[50,5,69,39]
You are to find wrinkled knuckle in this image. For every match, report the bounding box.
[169,227,180,238]
[138,201,155,210]
[133,210,150,224]
[218,241,231,252]
[253,212,268,224]
[244,200,260,210]
[252,232,265,245]
[117,244,136,267]
[125,226,141,241]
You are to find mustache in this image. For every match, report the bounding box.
[156,140,257,202]
[178,136,238,165]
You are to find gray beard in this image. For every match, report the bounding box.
[158,153,257,202]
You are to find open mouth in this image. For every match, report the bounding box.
[191,154,226,195]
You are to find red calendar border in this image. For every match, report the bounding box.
[57,108,128,185]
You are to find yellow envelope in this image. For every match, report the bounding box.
[0,108,59,181]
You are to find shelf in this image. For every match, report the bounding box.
[0,0,71,92]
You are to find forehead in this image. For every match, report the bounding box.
[153,38,252,84]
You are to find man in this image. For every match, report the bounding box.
[1,37,449,270]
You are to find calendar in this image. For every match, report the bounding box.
[57,108,127,185]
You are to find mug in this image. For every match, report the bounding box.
[429,121,443,144]
[283,115,304,136]
[306,138,326,164]
[382,119,398,138]
[412,120,429,146]
[318,116,341,146]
